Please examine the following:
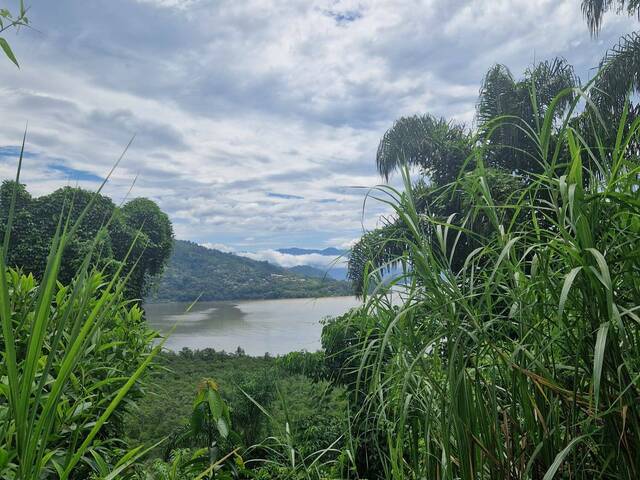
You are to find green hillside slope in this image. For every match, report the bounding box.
[148,240,353,302]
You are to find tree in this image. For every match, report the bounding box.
[376,115,472,184]
[581,0,640,34]
[0,181,174,301]
[579,1,640,121]
[347,170,525,295]
[376,59,576,186]
[477,59,576,175]
[351,59,572,295]
[119,198,174,300]
[591,32,640,120]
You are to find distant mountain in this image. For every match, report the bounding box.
[286,264,327,278]
[276,247,349,280]
[148,240,353,302]
[277,247,346,256]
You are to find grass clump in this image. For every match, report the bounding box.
[324,97,640,479]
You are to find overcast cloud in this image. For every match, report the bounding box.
[0,0,635,253]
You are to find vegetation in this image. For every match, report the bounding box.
[329,104,640,478]
[149,240,351,302]
[1,2,640,479]
[349,57,576,294]
[0,155,163,478]
[0,181,174,301]
[0,1,28,67]
[582,0,640,34]
[333,9,640,477]
[126,349,348,479]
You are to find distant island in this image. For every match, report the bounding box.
[147,240,353,302]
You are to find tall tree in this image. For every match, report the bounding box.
[376,115,471,184]
[580,1,640,119]
[477,59,576,174]
[350,59,577,295]
[119,197,174,300]
[377,59,576,184]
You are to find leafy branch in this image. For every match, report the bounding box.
[0,1,30,68]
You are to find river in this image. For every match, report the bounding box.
[144,296,361,356]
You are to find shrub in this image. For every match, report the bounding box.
[0,156,163,479]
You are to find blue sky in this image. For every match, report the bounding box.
[0,0,636,263]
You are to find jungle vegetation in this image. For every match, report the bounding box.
[1,1,640,479]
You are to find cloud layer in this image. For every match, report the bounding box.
[238,249,347,270]
[0,0,634,250]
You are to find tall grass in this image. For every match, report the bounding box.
[341,95,640,479]
[0,140,164,478]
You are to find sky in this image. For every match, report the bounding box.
[0,0,636,266]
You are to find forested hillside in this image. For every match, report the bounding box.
[148,240,352,302]
[3,1,640,479]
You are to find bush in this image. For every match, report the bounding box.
[0,164,163,479]
[0,267,159,479]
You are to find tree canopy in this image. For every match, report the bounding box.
[350,57,577,294]
[0,181,173,300]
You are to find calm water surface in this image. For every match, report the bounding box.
[145,296,361,356]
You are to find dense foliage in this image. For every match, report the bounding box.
[0,270,158,479]
[348,56,579,293]
[126,349,348,479]
[323,90,640,478]
[149,240,351,302]
[0,182,173,301]
[0,164,164,479]
[2,3,640,479]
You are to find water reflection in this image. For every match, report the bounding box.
[144,296,360,356]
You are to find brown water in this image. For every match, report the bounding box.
[144,296,361,356]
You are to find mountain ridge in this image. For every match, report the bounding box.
[277,247,346,256]
[148,240,353,302]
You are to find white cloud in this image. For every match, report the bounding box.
[200,242,236,252]
[326,237,360,249]
[237,250,347,269]
[0,0,635,249]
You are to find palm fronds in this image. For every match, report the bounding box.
[376,114,472,183]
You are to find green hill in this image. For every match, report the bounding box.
[286,264,327,278]
[147,240,353,302]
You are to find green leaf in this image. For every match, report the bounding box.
[558,267,582,318]
[0,37,19,68]
[543,435,589,480]
[0,447,8,469]
[593,322,609,412]
[207,388,224,420]
[216,417,229,439]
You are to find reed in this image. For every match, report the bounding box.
[338,94,640,479]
